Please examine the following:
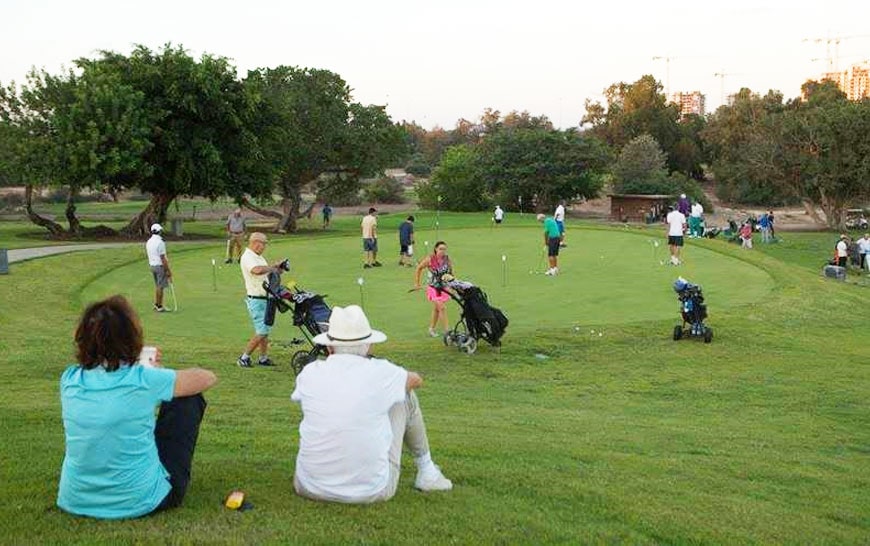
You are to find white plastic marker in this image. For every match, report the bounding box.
[357,277,365,308]
[501,254,507,287]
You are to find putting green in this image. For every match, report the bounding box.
[80,227,774,346]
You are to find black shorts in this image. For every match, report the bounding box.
[400,244,411,255]
[668,236,684,247]
[547,237,561,257]
[494,218,502,224]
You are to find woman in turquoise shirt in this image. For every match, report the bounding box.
[58,295,217,519]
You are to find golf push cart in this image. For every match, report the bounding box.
[672,277,712,343]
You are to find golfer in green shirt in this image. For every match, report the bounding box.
[537,213,562,276]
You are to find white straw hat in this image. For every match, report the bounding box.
[312,305,387,346]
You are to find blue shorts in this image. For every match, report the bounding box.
[556,220,564,234]
[246,297,272,336]
[363,238,378,252]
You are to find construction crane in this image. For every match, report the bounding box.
[803,34,870,72]
[652,55,677,98]
[713,72,739,107]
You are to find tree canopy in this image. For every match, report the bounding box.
[702,80,870,228]
[418,125,611,212]
[243,66,405,232]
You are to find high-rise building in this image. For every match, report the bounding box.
[820,62,870,101]
[670,91,705,118]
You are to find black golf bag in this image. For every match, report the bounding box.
[262,273,332,374]
[445,282,508,353]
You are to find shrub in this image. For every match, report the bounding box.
[363,176,405,204]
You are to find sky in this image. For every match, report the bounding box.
[2,0,869,130]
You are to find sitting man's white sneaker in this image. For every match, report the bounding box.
[414,465,453,491]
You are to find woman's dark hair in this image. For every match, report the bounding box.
[74,295,143,371]
[433,241,447,253]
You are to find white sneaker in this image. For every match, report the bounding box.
[428,328,440,338]
[544,268,554,276]
[415,465,453,492]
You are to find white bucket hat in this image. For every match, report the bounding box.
[312,305,387,346]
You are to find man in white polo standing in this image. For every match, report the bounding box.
[554,200,567,247]
[145,223,172,312]
[665,205,687,265]
[238,232,286,368]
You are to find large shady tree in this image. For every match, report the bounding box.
[476,128,611,212]
[0,45,270,238]
[243,66,405,232]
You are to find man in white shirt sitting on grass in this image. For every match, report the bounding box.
[291,305,452,503]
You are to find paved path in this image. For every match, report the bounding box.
[7,243,136,264]
[5,240,216,265]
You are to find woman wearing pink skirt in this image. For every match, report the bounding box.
[413,241,455,338]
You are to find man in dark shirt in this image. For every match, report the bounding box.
[398,216,415,267]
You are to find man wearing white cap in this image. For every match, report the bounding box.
[291,305,452,503]
[145,223,172,312]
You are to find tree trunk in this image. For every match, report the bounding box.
[301,200,315,219]
[240,197,282,220]
[120,193,176,238]
[65,187,82,236]
[24,184,65,236]
[817,187,846,231]
[800,199,825,226]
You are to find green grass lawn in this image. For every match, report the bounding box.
[1,215,868,544]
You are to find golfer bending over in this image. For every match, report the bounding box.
[57,295,216,519]
[238,232,286,368]
[292,305,452,503]
[414,240,454,337]
[537,214,561,276]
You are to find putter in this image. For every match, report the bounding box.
[531,246,546,274]
[168,282,178,312]
[225,239,231,261]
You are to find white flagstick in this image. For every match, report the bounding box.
[357,277,365,309]
[502,255,507,287]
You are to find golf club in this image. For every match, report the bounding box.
[530,245,546,274]
[225,239,231,261]
[211,258,217,292]
[168,282,178,312]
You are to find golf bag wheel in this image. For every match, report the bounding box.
[460,337,478,354]
[673,325,683,341]
[291,350,314,375]
[704,328,713,343]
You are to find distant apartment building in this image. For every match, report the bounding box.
[820,62,870,101]
[670,91,705,118]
